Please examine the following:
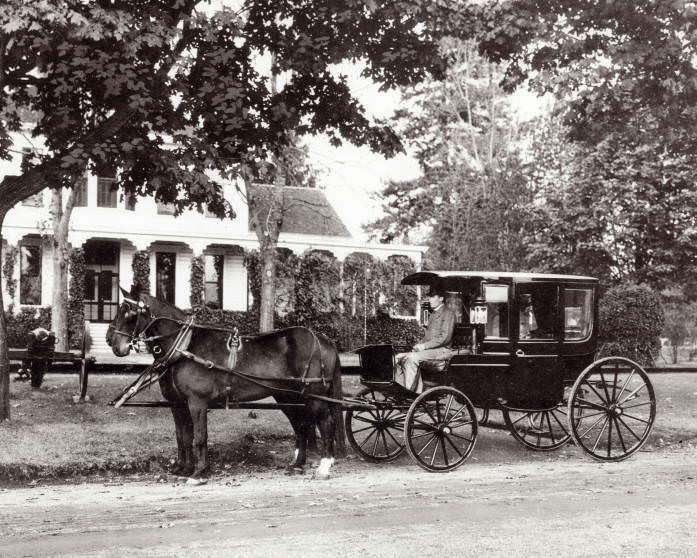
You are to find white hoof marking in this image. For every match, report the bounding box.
[186,477,208,486]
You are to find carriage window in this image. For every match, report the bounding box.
[518,284,558,340]
[484,284,509,339]
[564,289,593,340]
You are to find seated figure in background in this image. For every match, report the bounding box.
[394,288,456,393]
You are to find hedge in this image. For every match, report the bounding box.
[598,283,664,366]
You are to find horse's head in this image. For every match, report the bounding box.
[106,285,151,356]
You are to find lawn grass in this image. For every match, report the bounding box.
[0,370,694,486]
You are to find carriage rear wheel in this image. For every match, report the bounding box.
[345,387,406,462]
[568,357,656,461]
[502,404,571,451]
[404,386,477,472]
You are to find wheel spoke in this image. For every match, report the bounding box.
[615,415,645,442]
[614,369,636,402]
[591,416,610,453]
[621,400,653,410]
[550,409,570,435]
[445,434,465,458]
[574,397,607,411]
[384,426,403,448]
[612,415,627,453]
[351,423,379,435]
[620,412,652,426]
[358,429,378,450]
[439,436,449,466]
[606,412,613,457]
[449,432,474,443]
[583,379,609,404]
[598,369,613,404]
[545,412,556,444]
[578,412,608,440]
[352,414,380,425]
[411,416,439,431]
[416,433,438,458]
[618,383,647,406]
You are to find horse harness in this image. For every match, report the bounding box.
[112,300,330,408]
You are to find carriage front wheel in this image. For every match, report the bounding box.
[404,386,478,472]
[568,357,656,461]
[345,387,406,462]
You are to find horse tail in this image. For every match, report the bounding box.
[330,348,347,458]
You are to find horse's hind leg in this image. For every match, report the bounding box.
[314,404,336,480]
[187,398,210,485]
[170,405,194,477]
[282,409,312,472]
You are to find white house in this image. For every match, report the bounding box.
[1,134,424,326]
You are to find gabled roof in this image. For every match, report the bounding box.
[247,184,351,237]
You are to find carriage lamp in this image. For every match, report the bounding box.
[469,296,488,325]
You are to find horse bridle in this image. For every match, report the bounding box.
[110,297,154,353]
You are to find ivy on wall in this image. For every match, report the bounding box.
[67,247,86,349]
[132,250,150,294]
[294,249,341,323]
[189,255,204,308]
[2,244,18,305]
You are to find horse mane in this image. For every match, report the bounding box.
[141,293,188,321]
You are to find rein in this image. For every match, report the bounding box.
[111,299,330,407]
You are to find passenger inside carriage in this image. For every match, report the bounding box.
[394,287,456,393]
[518,287,558,340]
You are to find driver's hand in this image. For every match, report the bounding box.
[413,343,424,352]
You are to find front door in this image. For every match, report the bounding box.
[84,241,120,322]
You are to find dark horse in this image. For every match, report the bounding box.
[106,287,346,484]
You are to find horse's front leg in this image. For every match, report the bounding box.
[187,398,210,485]
[170,405,194,477]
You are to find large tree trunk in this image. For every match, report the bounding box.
[0,209,10,421]
[50,188,76,351]
[258,235,279,332]
[250,184,283,333]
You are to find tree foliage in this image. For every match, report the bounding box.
[368,38,534,269]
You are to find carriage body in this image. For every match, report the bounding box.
[359,271,599,409]
[348,271,656,470]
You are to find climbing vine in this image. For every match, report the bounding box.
[2,244,18,305]
[132,250,150,294]
[189,255,204,308]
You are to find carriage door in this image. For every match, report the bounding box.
[513,282,562,408]
[83,240,120,322]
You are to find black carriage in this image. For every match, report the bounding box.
[345,271,657,472]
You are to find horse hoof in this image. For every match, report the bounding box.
[314,471,330,480]
[186,477,208,486]
[285,467,304,476]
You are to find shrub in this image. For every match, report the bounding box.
[6,307,52,348]
[132,251,150,294]
[598,283,664,366]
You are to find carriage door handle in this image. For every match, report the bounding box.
[515,349,525,357]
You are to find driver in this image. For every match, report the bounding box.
[395,287,456,393]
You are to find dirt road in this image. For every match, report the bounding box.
[1,442,695,558]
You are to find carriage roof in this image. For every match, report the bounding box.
[401,271,598,288]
